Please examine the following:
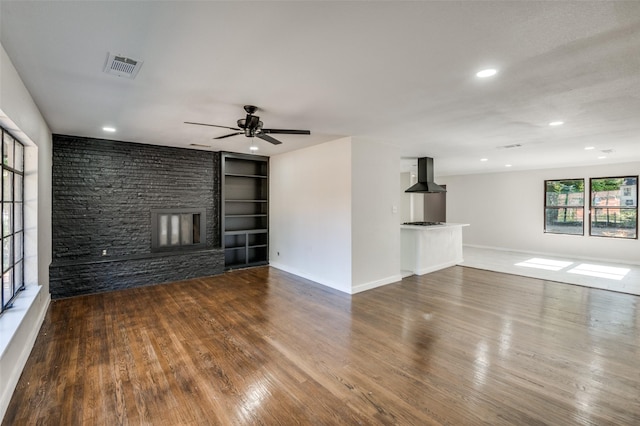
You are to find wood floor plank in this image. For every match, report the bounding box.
[3,266,640,425]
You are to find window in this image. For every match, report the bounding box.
[544,179,585,235]
[151,209,206,251]
[1,127,25,314]
[590,176,637,239]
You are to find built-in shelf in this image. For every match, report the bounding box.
[224,173,268,179]
[225,228,268,235]
[221,152,269,269]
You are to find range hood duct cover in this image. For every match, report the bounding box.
[405,157,446,193]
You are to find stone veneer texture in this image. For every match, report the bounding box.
[50,134,223,298]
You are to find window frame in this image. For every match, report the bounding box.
[151,208,207,252]
[1,126,25,315]
[589,176,638,240]
[543,178,585,236]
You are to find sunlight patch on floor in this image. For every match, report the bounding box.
[567,264,630,281]
[515,258,573,271]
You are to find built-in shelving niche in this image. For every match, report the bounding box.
[221,152,269,269]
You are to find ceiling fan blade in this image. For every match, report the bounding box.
[214,132,243,140]
[262,128,311,135]
[257,134,283,145]
[184,121,240,131]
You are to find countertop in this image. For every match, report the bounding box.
[401,223,470,231]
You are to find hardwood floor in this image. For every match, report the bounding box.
[4,266,640,425]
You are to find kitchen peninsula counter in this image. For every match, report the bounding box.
[401,223,469,276]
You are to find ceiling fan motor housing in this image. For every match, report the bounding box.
[239,115,263,136]
[186,104,309,145]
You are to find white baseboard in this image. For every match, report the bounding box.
[351,274,403,294]
[269,262,351,294]
[414,259,462,276]
[269,263,402,295]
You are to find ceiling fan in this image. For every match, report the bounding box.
[185,105,310,145]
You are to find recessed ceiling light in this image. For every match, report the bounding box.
[584,146,595,150]
[598,156,606,159]
[480,158,488,162]
[102,126,116,132]
[505,164,512,168]
[249,146,259,151]
[476,68,498,78]
[549,121,564,126]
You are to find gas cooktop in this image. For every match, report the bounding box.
[402,221,444,226]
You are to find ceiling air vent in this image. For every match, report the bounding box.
[103,52,143,79]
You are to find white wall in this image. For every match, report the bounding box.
[440,161,640,264]
[270,137,403,294]
[269,137,353,292]
[351,138,401,292]
[400,172,424,223]
[0,42,52,421]
[400,172,412,223]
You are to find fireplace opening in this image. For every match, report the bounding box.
[151,208,206,251]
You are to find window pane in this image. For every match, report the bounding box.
[2,203,12,237]
[591,208,637,239]
[14,203,22,232]
[159,214,169,246]
[2,273,9,306]
[545,179,584,206]
[181,214,193,245]
[622,177,637,207]
[170,215,180,245]
[2,269,13,305]
[0,129,23,313]
[3,236,13,271]
[14,142,24,172]
[3,269,13,299]
[2,133,14,168]
[2,170,12,201]
[545,208,583,235]
[15,261,23,289]
[14,174,22,201]
[591,177,637,239]
[14,231,22,264]
[591,178,624,206]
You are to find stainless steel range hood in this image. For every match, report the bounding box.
[405,157,446,193]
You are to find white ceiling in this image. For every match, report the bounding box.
[1,1,639,176]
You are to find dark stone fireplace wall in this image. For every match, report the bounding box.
[50,134,224,298]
